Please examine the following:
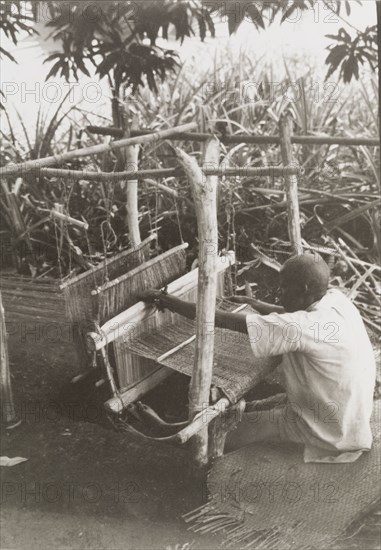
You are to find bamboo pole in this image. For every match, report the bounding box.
[300,242,381,272]
[279,115,302,256]
[50,208,89,230]
[175,139,219,468]
[0,291,17,426]
[86,126,380,147]
[0,122,197,177]
[14,165,301,181]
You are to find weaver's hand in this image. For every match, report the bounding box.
[138,289,168,311]
[138,289,162,303]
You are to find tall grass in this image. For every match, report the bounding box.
[130,48,379,256]
[0,47,379,278]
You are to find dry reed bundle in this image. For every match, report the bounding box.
[0,273,66,324]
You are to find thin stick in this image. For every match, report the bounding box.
[143,178,179,199]
[339,237,380,289]
[124,115,141,245]
[13,165,301,181]
[100,347,119,398]
[174,398,230,445]
[50,208,88,230]
[157,303,247,362]
[330,238,381,307]
[300,243,381,272]
[279,115,302,256]
[0,291,18,425]
[86,126,380,147]
[347,265,377,299]
[0,122,197,176]
[242,197,366,212]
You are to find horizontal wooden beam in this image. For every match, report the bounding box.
[174,398,230,445]
[91,243,189,295]
[86,126,380,147]
[87,126,150,138]
[105,394,230,443]
[16,165,301,181]
[59,234,157,290]
[0,122,197,177]
[104,366,173,413]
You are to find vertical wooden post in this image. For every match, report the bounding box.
[377,2,381,150]
[279,115,302,256]
[176,138,219,468]
[0,291,17,425]
[123,110,141,247]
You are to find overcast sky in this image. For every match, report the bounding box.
[1,1,377,132]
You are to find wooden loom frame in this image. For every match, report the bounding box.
[2,118,379,467]
[84,128,298,467]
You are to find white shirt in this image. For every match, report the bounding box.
[246,289,376,462]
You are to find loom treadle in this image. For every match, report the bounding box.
[105,366,172,413]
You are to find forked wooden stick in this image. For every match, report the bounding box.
[175,139,219,468]
[279,114,302,256]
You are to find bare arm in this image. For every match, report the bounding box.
[227,295,284,315]
[148,293,249,334]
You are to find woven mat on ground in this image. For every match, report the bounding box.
[184,400,381,550]
[122,301,280,403]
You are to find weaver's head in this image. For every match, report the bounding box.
[279,253,330,312]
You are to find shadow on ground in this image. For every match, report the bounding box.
[0,327,221,549]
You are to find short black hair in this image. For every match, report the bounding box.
[280,253,330,299]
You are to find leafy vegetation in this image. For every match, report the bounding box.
[1,1,379,118]
[0,3,379,330]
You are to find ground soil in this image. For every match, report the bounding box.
[1,317,380,550]
[1,326,224,550]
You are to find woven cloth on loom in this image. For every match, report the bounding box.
[122,301,280,403]
[184,399,381,550]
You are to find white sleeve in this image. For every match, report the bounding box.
[246,311,304,358]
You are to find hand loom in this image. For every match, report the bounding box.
[1,118,304,467]
[84,139,281,467]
